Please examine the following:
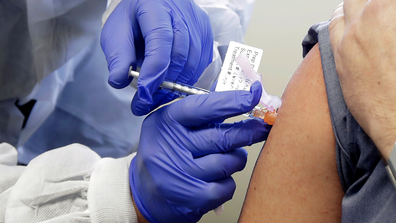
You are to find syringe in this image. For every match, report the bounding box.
[129,67,277,125]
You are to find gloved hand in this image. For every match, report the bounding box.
[101,0,213,116]
[130,82,272,223]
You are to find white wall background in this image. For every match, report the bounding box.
[199,0,340,222]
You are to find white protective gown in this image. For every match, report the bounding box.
[0,143,137,223]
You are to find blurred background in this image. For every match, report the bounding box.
[199,0,340,222]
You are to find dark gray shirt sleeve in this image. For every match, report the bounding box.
[302,21,396,222]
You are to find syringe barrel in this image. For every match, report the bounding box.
[161,80,210,97]
[129,67,210,97]
[129,67,275,124]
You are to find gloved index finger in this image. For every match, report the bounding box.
[101,0,137,89]
[133,1,174,113]
[188,119,271,157]
[168,81,262,127]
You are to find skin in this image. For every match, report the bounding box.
[330,0,396,160]
[131,191,149,223]
[238,44,344,222]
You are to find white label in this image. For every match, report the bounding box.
[215,41,263,91]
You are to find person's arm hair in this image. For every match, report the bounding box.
[238,44,344,222]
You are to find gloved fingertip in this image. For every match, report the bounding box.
[250,81,263,95]
[131,98,152,116]
[232,148,248,171]
[249,81,263,105]
[108,73,133,89]
[249,119,273,142]
[240,148,248,163]
[131,86,157,116]
[131,104,151,116]
[236,81,262,112]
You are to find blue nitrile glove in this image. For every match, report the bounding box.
[101,0,213,116]
[130,82,272,223]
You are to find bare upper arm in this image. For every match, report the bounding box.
[238,44,344,222]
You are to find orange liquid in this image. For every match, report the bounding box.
[254,109,277,125]
[264,110,277,125]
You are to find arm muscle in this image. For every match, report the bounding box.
[239,44,344,222]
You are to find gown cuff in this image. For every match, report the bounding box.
[88,152,138,223]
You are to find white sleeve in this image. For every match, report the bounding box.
[0,143,26,222]
[0,143,138,223]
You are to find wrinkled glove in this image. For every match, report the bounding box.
[101,0,213,116]
[130,82,272,223]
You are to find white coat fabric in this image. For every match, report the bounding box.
[0,143,138,223]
